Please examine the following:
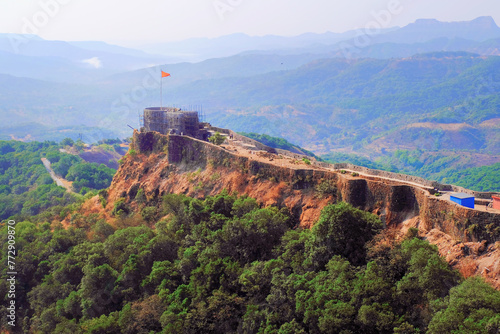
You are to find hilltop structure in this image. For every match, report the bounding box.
[141,107,209,140]
[103,127,500,288]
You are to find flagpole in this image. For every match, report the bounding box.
[160,70,170,110]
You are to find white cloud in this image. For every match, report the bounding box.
[82,57,102,69]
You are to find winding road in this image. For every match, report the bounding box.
[41,158,73,193]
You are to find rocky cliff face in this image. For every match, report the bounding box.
[97,131,500,288]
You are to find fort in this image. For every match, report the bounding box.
[140,111,499,202]
[201,125,500,200]
[101,127,500,288]
[127,129,500,232]
[141,107,209,140]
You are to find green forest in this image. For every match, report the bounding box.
[209,54,500,155]
[0,140,116,220]
[1,191,499,333]
[440,163,500,192]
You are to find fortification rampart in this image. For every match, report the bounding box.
[321,162,498,199]
[128,130,500,243]
[207,125,498,200]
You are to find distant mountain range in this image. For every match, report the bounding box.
[0,34,173,82]
[372,16,500,44]
[1,16,500,83]
[140,16,500,61]
[0,17,499,160]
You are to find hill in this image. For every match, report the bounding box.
[440,162,500,192]
[2,52,499,171]
[0,122,121,143]
[373,16,500,44]
[201,53,500,155]
[0,139,117,220]
[1,17,499,176]
[0,34,171,82]
[105,131,500,280]
[2,130,500,333]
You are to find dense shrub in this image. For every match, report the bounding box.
[1,192,494,333]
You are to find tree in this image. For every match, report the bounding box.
[66,162,115,192]
[92,220,115,242]
[74,139,85,151]
[141,206,158,224]
[60,138,75,147]
[209,132,226,145]
[295,257,357,333]
[118,295,164,334]
[79,264,120,318]
[231,195,259,218]
[112,198,131,217]
[103,226,155,269]
[395,238,460,306]
[51,154,82,177]
[219,207,290,264]
[186,288,245,333]
[428,277,500,334]
[309,202,382,267]
[141,260,179,295]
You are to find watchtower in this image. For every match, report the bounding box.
[142,107,208,139]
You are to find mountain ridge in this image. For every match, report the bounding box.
[1,16,499,84]
[139,16,500,61]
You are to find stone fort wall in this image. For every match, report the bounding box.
[207,125,499,200]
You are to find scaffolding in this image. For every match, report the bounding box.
[143,107,203,138]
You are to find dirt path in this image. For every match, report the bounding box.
[41,158,74,193]
[336,168,433,189]
[220,136,500,214]
[222,139,324,171]
[223,138,430,187]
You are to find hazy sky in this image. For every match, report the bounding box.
[1,0,499,46]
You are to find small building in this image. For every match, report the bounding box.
[450,192,475,209]
[492,195,500,210]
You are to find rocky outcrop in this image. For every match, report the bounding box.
[107,131,500,240]
[100,130,500,288]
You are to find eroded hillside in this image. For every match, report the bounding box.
[86,131,500,288]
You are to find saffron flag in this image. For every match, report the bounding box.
[161,70,171,78]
